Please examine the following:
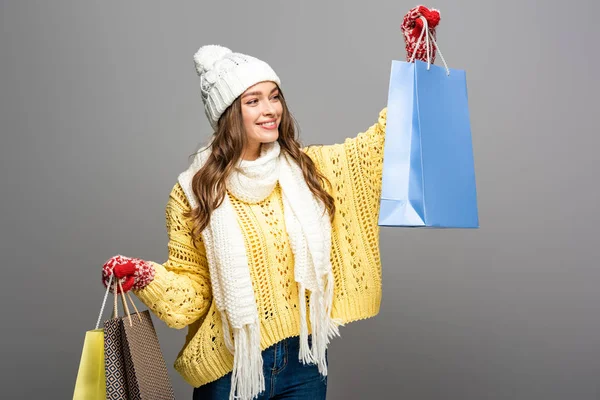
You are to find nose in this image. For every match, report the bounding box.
[262,102,275,116]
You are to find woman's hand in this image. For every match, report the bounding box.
[102,255,155,293]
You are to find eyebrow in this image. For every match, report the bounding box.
[241,87,279,98]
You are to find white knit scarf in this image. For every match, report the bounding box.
[178,141,342,400]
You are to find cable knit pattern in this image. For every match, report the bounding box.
[133,108,387,388]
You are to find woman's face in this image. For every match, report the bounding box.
[240,81,282,160]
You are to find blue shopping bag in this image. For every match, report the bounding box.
[378,58,479,228]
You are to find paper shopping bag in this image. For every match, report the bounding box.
[104,279,175,400]
[120,310,176,399]
[104,315,129,399]
[378,15,479,228]
[72,329,106,400]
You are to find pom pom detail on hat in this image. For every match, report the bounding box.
[193,45,232,75]
[193,44,281,130]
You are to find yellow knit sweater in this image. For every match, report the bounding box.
[134,108,387,387]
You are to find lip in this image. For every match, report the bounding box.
[257,119,278,130]
[256,119,277,125]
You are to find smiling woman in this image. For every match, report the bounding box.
[101,44,387,400]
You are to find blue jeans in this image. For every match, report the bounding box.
[193,335,327,399]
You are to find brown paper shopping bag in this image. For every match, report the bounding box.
[103,278,175,399]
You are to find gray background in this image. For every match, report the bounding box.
[1,0,599,399]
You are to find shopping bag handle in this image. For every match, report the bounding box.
[409,16,450,76]
[114,279,142,326]
[95,274,142,329]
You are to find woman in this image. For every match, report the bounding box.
[102,44,387,400]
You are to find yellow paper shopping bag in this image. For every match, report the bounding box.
[72,274,117,399]
[72,329,106,400]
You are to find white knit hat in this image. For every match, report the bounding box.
[193,45,281,129]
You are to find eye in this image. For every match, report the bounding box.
[246,99,258,105]
[271,94,280,101]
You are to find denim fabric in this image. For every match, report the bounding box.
[193,335,327,399]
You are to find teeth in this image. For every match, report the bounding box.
[260,122,275,127]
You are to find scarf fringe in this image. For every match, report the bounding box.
[298,271,343,375]
[298,284,315,364]
[230,323,265,400]
[220,310,235,354]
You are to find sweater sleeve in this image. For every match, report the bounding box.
[133,183,212,329]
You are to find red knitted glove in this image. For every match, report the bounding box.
[102,255,155,293]
[401,5,441,63]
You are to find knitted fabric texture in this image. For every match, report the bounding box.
[133,108,387,389]
[102,255,155,294]
[193,45,281,130]
[177,141,341,400]
[401,5,441,63]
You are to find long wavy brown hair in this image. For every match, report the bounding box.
[185,86,335,241]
